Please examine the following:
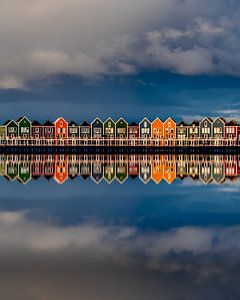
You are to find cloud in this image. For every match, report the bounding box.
[1,0,240,89]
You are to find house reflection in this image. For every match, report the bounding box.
[0,154,240,185]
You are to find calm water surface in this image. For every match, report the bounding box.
[0,154,240,299]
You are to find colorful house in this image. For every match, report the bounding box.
[43,120,55,139]
[177,121,188,139]
[225,120,238,142]
[199,117,213,139]
[128,121,139,139]
[0,125,6,139]
[17,116,31,138]
[188,121,200,139]
[164,118,176,141]
[212,117,225,139]
[91,161,103,183]
[116,118,128,139]
[54,155,68,184]
[91,118,103,139]
[116,160,128,183]
[80,121,91,139]
[139,118,151,139]
[151,118,164,139]
[104,118,116,139]
[151,155,164,184]
[54,117,68,140]
[163,156,176,184]
[31,120,43,140]
[4,120,18,139]
[18,161,31,184]
[68,121,79,139]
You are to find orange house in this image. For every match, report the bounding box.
[54,117,68,145]
[151,155,164,184]
[164,117,176,145]
[54,155,68,184]
[152,118,164,139]
[163,155,176,184]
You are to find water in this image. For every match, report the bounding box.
[0,154,240,299]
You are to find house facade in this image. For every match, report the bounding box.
[80,121,91,139]
[116,118,128,139]
[188,121,199,139]
[68,121,79,139]
[177,121,188,139]
[42,120,55,140]
[225,120,238,142]
[139,118,151,139]
[54,117,68,140]
[128,121,139,139]
[212,117,225,139]
[4,120,18,139]
[91,118,103,139]
[17,116,31,138]
[151,118,164,140]
[31,120,43,140]
[104,118,116,139]
[199,117,213,139]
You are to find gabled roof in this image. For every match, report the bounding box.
[177,121,188,126]
[164,117,176,123]
[116,117,128,125]
[54,117,68,124]
[190,120,200,126]
[32,120,41,126]
[200,117,213,124]
[43,120,53,126]
[3,119,11,126]
[69,120,78,126]
[226,120,238,126]
[213,117,226,124]
[80,120,90,126]
[129,121,139,126]
[16,116,31,123]
[91,117,103,125]
[104,117,115,124]
[140,117,151,125]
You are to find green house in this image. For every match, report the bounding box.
[116,161,128,183]
[17,116,31,138]
[116,118,128,139]
[0,126,6,138]
[104,118,116,139]
[18,162,31,184]
[6,162,18,180]
[4,120,18,138]
[104,161,115,183]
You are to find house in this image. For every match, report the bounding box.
[68,121,79,139]
[18,161,31,184]
[199,117,213,139]
[17,116,31,138]
[199,161,212,184]
[139,118,151,139]
[104,118,116,139]
[151,155,163,184]
[151,118,164,140]
[91,161,103,183]
[54,117,68,140]
[164,118,176,143]
[212,117,225,139]
[42,120,55,139]
[104,160,115,183]
[128,121,139,139]
[31,120,43,140]
[128,155,139,178]
[225,120,238,144]
[139,155,151,183]
[91,118,103,139]
[177,121,188,139]
[116,160,128,183]
[4,120,18,139]
[163,156,176,184]
[188,120,200,140]
[54,155,68,184]
[116,118,128,139]
[0,125,6,139]
[80,121,91,139]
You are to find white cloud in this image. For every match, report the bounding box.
[0,0,240,88]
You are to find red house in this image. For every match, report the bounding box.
[225,120,238,145]
[54,117,68,145]
[224,155,237,178]
[128,121,139,146]
[54,155,68,184]
[128,154,139,178]
[42,120,55,140]
[31,120,43,140]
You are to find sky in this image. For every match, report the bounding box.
[1,0,240,122]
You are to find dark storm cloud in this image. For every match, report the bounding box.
[1,0,240,89]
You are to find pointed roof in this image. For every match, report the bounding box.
[3,119,11,126]
[32,120,41,126]
[200,117,213,124]
[91,117,103,125]
[116,117,128,124]
[226,120,238,126]
[140,117,151,124]
[80,120,90,127]
[177,121,188,126]
[190,120,200,126]
[16,116,25,122]
[43,120,53,126]
[129,121,138,126]
[69,120,78,126]
[213,117,226,124]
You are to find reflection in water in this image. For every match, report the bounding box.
[0,154,239,185]
[1,154,240,299]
